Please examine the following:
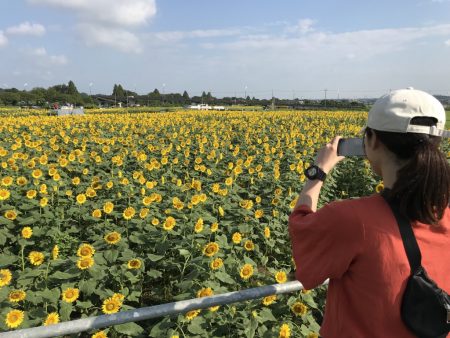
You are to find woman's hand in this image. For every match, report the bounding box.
[315,136,345,174]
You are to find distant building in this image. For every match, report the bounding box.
[55,105,84,116]
[188,104,225,111]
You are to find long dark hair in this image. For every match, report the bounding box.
[366,117,450,225]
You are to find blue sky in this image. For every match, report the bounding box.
[1,0,450,99]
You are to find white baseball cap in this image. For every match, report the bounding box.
[366,87,449,138]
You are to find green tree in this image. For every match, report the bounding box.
[67,80,79,95]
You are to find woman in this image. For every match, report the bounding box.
[288,88,450,337]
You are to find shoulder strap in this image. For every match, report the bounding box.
[380,190,422,273]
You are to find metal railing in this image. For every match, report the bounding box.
[0,280,329,338]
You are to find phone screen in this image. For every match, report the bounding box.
[337,138,365,157]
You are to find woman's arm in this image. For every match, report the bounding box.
[293,136,345,212]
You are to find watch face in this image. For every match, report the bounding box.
[308,167,317,176]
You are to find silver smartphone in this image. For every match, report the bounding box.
[337,138,365,157]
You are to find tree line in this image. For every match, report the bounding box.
[0,81,370,109]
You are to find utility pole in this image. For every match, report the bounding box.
[324,89,328,108]
[271,89,275,110]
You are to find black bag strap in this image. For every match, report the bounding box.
[381,189,422,273]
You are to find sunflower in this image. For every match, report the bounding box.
[4,209,17,220]
[194,218,203,233]
[102,297,121,314]
[262,295,277,306]
[275,271,287,283]
[26,190,37,199]
[209,305,220,312]
[1,176,13,186]
[127,259,141,269]
[254,209,264,219]
[142,196,152,206]
[21,227,33,239]
[210,258,223,270]
[375,182,384,193]
[202,242,219,257]
[225,177,233,186]
[163,216,176,231]
[151,218,160,226]
[103,201,114,214]
[32,169,43,179]
[232,232,242,244]
[76,193,87,204]
[307,333,319,338]
[77,256,94,270]
[0,189,10,200]
[43,312,60,326]
[210,222,219,232]
[16,176,28,186]
[52,245,59,260]
[40,197,48,207]
[279,323,291,338]
[239,264,254,280]
[92,331,108,338]
[184,309,200,321]
[112,293,125,302]
[244,240,255,251]
[122,207,135,220]
[28,251,45,266]
[196,287,213,298]
[139,208,149,218]
[5,309,24,329]
[291,301,308,316]
[62,288,79,303]
[104,231,121,245]
[8,290,26,302]
[264,226,271,239]
[77,243,95,258]
[218,206,224,216]
[92,209,102,218]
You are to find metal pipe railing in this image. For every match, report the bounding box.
[0,280,329,338]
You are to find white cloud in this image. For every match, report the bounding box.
[31,47,47,56]
[0,31,8,47]
[154,28,243,42]
[28,0,156,27]
[205,23,450,59]
[49,55,68,65]
[78,23,142,53]
[28,0,156,52]
[28,47,68,65]
[445,39,450,46]
[286,18,316,34]
[6,22,46,36]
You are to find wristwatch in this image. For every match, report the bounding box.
[304,165,327,181]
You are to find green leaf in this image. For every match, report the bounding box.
[147,253,164,262]
[258,308,276,322]
[79,280,96,296]
[147,269,163,278]
[51,271,77,279]
[114,322,144,335]
[187,317,205,335]
[214,271,235,284]
[39,288,61,303]
[60,302,73,321]
[129,233,144,244]
[0,254,17,266]
[76,300,93,309]
[178,249,190,257]
[104,249,119,264]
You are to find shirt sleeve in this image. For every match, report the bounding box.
[288,200,364,289]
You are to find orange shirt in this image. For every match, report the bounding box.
[288,193,450,338]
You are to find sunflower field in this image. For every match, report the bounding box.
[0,109,443,337]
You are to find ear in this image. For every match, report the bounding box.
[368,131,382,150]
